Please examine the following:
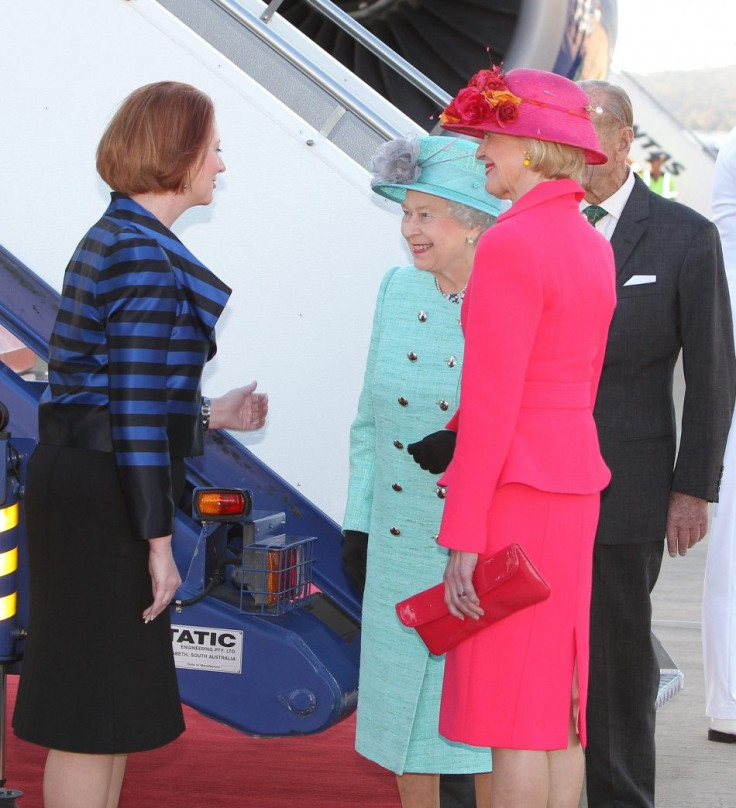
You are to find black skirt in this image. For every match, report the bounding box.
[13,444,186,753]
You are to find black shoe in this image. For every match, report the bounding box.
[708,729,736,743]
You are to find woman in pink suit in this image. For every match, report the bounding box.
[427,67,616,808]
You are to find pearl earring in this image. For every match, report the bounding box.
[523,150,532,167]
[466,236,476,246]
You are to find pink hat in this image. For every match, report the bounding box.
[440,66,607,165]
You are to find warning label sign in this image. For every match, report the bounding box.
[171,624,243,675]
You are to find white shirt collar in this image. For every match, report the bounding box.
[580,169,636,240]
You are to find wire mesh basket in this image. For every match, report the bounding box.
[231,534,316,616]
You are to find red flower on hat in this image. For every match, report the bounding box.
[495,94,521,126]
[469,67,507,92]
[440,99,462,125]
[440,66,521,130]
[453,87,493,125]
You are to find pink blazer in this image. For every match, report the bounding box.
[438,179,616,554]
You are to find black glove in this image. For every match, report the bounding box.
[342,530,368,595]
[407,429,457,474]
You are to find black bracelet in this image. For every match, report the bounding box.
[201,396,211,430]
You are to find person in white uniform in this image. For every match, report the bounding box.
[703,124,736,744]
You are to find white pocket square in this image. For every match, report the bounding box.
[623,275,657,286]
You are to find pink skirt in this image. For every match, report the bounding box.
[439,482,599,750]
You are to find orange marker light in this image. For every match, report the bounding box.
[192,488,252,521]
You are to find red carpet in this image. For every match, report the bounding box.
[4,675,401,807]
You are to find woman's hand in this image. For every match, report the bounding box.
[209,381,268,432]
[444,550,484,620]
[143,536,182,623]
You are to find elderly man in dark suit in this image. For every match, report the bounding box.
[578,80,736,808]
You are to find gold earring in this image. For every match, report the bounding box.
[523,150,532,167]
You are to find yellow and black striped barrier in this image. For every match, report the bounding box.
[0,489,20,661]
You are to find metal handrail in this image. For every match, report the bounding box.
[263,0,450,108]
[210,0,411,139]
[227,0,450,111]
[347,0,395,21]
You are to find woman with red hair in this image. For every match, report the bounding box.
[14,82,267,808]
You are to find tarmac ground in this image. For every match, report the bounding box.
[643,535,734,808]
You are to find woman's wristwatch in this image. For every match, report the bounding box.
[201,396,211,430]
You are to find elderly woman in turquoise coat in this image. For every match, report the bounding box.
[342,135,506,808]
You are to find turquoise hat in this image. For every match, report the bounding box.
[370,135,507,218]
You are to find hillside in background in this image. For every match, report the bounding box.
[631,64,736,133]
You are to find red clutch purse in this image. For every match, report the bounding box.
[395,543,550,656]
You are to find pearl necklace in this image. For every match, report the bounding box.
[435,276,467,304]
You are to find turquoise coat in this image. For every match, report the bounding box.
[344,265,491,774]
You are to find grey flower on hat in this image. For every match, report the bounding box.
[370,136,421,188]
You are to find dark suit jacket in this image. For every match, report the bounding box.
[594,175,736,544]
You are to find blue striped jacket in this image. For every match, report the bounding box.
[39,193,231,540]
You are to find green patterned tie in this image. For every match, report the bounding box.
[584,204,608,226]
